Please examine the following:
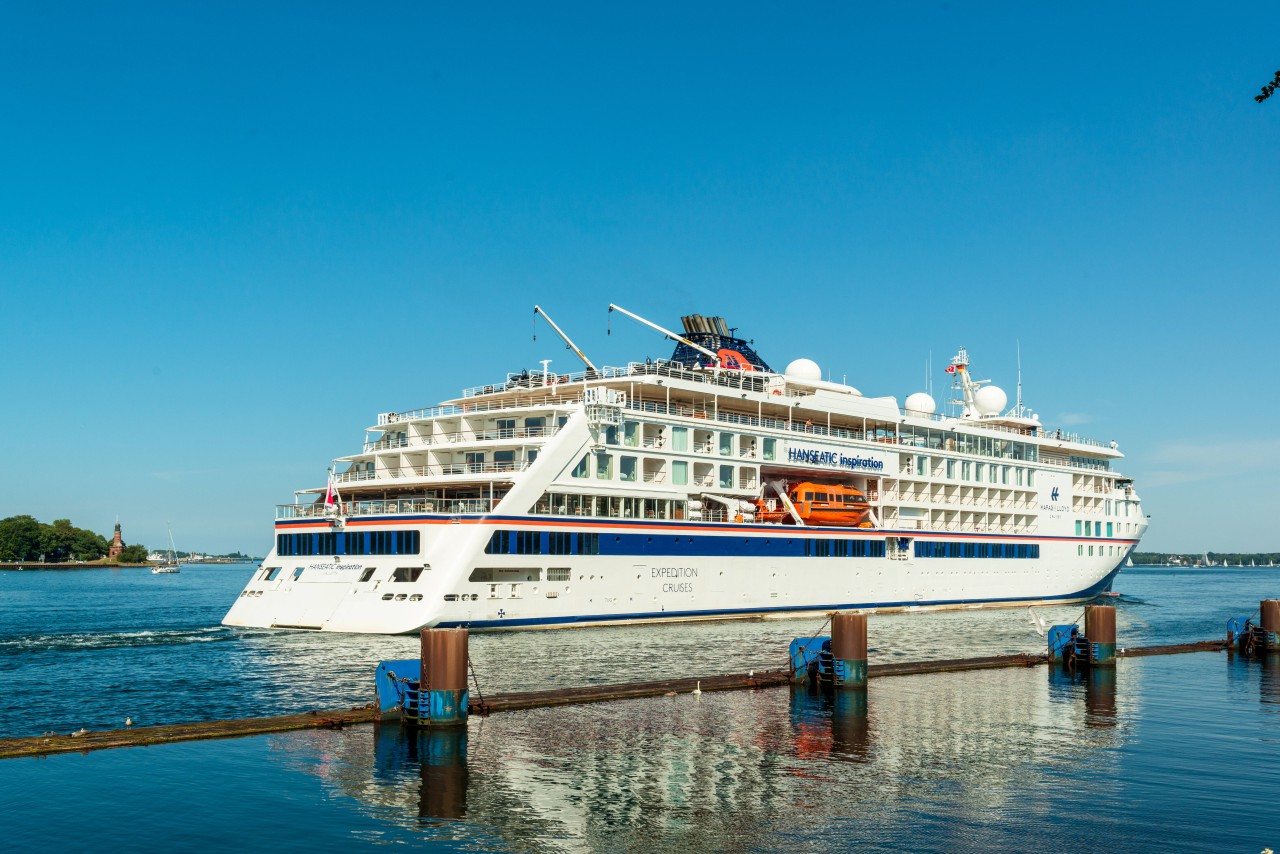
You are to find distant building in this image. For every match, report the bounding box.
[109,521,124,558]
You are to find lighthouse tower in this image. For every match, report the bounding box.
[109,521,124,558]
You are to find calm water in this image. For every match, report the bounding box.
[1,565,1279,851]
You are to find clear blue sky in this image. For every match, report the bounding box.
[2,3,1277,554]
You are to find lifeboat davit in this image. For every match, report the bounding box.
[754,482,873,527]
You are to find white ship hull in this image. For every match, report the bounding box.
[223,516,1131,633]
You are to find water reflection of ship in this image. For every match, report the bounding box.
[304,668,1141,850]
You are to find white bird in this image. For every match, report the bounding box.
[692,681,702,696]
[71,728,89,738]
[125,717,133,728]
[748,670,754,677]
[1027,607,1048,638]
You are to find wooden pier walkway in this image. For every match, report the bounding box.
[0,640,1228,760]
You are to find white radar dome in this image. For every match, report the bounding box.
[784,358,822,382]
[904,392,937,416]
[974,385,1007,416]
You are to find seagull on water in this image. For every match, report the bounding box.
[125,717,133,728]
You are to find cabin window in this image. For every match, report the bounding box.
[804,492,814,501]
[292,567,304,580]
[525,416,545,432]
[672,427,689,452]
[974,463,984,482]
[719,433,734,456]
[620,456,638,482]
[672,460,688,486]
[603,425,619,445]
[915,455,927,476]
[946,459,956,479]
[465,452,485,471]
[526,449,538,465]
[1027,470,1035,487]
[719,465,734,489]
[595,452,613,480]
[1016,467,1024,486]
[962,462,972,480]
[393,567,424,583]
[624,422,639,447]
[572,455,589,478]
[1088,545,1094,556]
[1075,520,1082,536]
[263,567,281,581]
[359,567,376,582]
[494,450,515,471]
[814,492,829,502]
[496,418,515,438]
[762,438,776,461]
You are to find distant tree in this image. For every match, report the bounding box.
[1257,69,1280,103]
[0,515,42,561]
[117,544,149,563]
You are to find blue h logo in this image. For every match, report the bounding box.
[1050,487,1060,501]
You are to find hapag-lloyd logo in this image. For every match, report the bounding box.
[1050,487,1060,501]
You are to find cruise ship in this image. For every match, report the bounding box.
[223,305,1147,634]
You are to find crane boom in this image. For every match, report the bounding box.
[608,304,720,365]
[533,305,598,372]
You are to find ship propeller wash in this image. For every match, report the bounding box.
[224,306,1146,633]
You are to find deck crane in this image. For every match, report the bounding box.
[607,303,722,367]
[533,305,598,373]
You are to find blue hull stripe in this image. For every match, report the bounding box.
[437,567,1122,630]
[277,514,1138,546]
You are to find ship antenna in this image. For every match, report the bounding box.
[1014,341,1024,417]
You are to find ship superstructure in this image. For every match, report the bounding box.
[224,307,1146,634]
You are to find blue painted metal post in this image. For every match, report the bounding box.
[420,628,469,727]
[831,612,868,690]
[1047,625,1077,663]
[1261,600,1280,651]
[1085,605,1116,667]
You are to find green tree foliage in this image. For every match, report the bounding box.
[0,515,112,562]
[116,544,149,563]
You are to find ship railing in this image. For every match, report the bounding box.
[362,426,559,453]
[337,461,531,483]
[276,498,496,520]
[379,398,582,426]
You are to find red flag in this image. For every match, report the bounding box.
[324,473,340,508]
[945,365,956,374]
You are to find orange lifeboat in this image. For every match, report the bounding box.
[790,482,872,527]
[754,482,873,527]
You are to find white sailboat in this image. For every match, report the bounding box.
[152,525,181,574]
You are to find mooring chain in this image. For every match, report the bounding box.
[466,655,489,714]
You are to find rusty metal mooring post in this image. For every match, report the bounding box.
[1084,605,1116,667]
[1261,600,1280,651]
[419,628,469,727]
[831,612,868,689]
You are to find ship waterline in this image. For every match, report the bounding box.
[224,309,1145,634]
